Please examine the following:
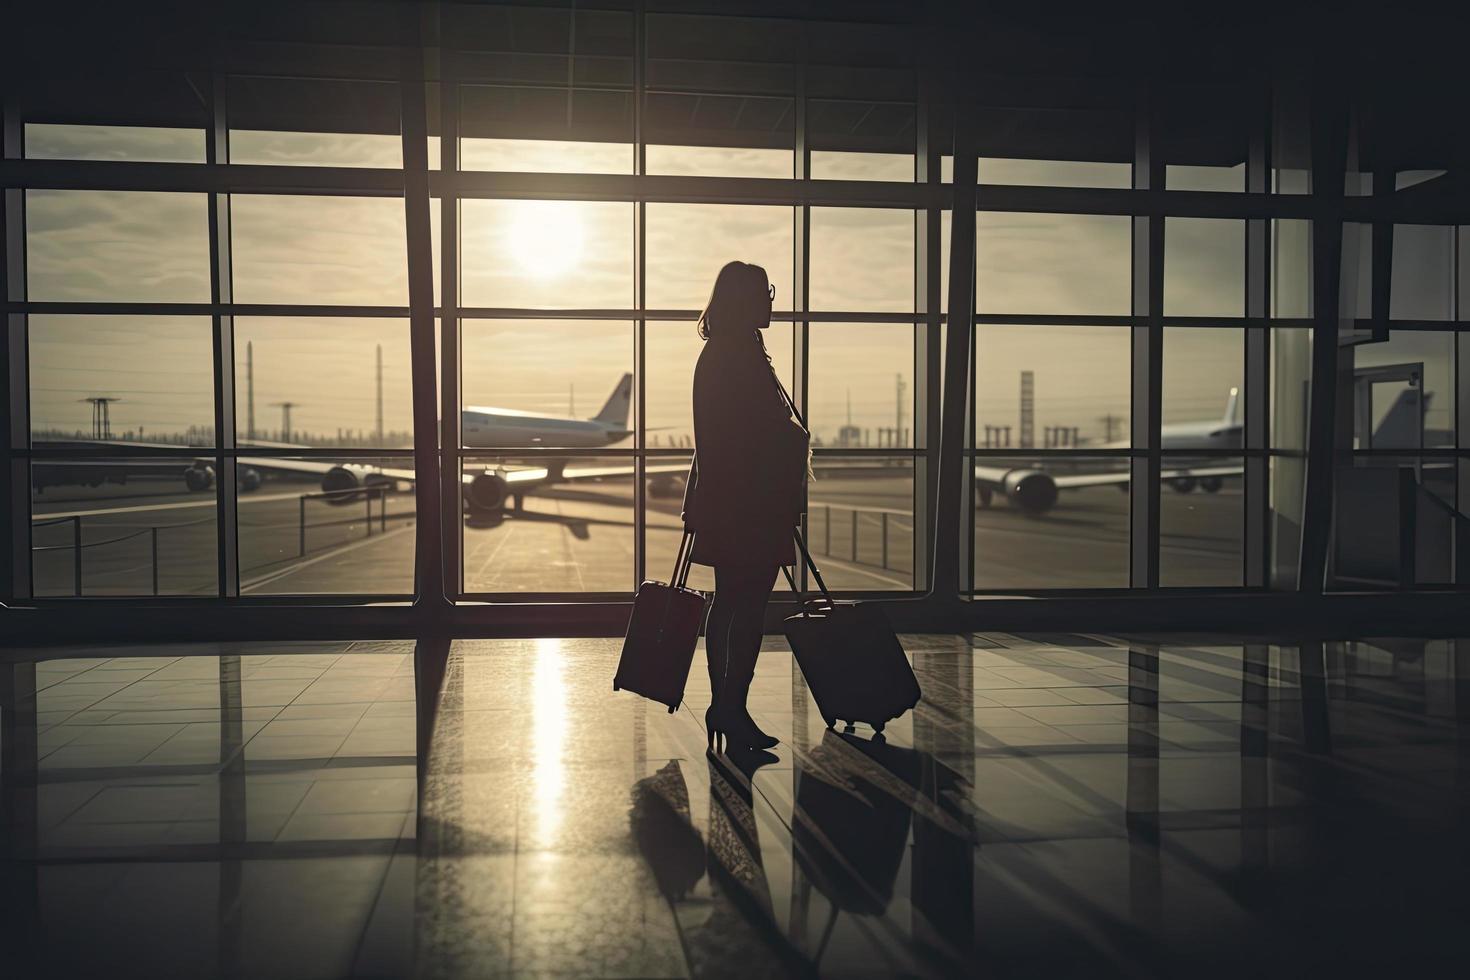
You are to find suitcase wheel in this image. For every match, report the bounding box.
[822,714,836,729]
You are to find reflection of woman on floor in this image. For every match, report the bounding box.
[629,751,799,976]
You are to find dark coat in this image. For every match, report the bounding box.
[682,334,801,567]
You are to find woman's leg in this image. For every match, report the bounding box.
[713,564,780,744]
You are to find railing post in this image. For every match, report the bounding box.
[151,526,159,595]
[366,491,373,538]
[882,511,889,570]
[824,504,831,555]
[380,489,387,532]
[299,496,306,557]
[72,515,82,596]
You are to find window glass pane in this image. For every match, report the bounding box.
[644,321,793,448]
[1390,224,1454,321]
[461,200,633,309]
[1159,455,1243,586]
[646,145,791,179]
[227,76,401,168]
[1166,164,1245,192]
[979,158,1130,188]
[1341,221,1374,323]
[461,455,633,593]
[809,324,915,448]
[461,320,633,450]
[809,208,913,312]
[807,23,914,181]
[972,456,1129,588]
[1271,219,1312,317]
[645,204,793,311]
[1163,328,1244,442]
[810,151,913,182]
[233,318,412,448]
[230,195,407,306]
[806,456,914,591]
[1352,331,1455,449]
[1164,217,1244,317]
[645,13,795,179]
[1161,83,1248,193]
[974,76,1133,190]
[25,190,210,302]
[975,325,1130,449]
[24,123,205,163]
[452,2,635,159]
[1272,82,1311,194]
[977,212,1131,316]
[32,459,218,596]
[460,137,632,174]
[1331,457,1457,589]
[237,456,415,595]
[29,315,214,445]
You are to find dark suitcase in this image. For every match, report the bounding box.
[782,530,920,733]
[614,531,707,712]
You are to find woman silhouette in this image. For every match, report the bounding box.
[683,261,807,752]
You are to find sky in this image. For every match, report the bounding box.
[21,123,1459,448]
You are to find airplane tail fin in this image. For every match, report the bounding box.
[1223,386,1240,426]
[593,373,633,429]
[1371,388,1427,448]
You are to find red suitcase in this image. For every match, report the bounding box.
[614,531,707,713]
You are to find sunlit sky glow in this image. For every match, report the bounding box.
[22,126,1458,446]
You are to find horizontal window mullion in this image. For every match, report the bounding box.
[10,302,412,318]
[1,159,406,195]
[450,171,947,208]
[24,445,418,459]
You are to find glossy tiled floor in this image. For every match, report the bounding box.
[3,633,1468,978]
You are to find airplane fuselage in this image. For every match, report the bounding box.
[460,408,630,448]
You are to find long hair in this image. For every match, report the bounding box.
[697,260,771,343]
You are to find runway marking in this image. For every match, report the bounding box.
[34,491,307,521]
[240,524,415,593]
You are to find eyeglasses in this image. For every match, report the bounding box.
[768,284,776,301]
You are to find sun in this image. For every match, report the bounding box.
[507,200,584,278]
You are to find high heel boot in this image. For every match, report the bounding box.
[716,640,778,750]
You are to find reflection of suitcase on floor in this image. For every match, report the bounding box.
[782,530,920,733]
[793,730,922,963]
[614,531,707,713]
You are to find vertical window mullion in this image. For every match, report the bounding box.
[633,0,647,592]
[2,95,29,601]
[1245,84,1270,588]
[208,74,240,599]
[440,36,463,600]
[1131,84,1163,590]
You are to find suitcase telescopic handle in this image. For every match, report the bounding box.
[672,530,695,588]
[782,528,835,614]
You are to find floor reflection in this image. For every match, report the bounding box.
[2,633,1468,977]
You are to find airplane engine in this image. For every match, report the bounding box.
[1002,470,1059,516]
[364,473,397,494]
[238,466,262,492]
[1170,476,1197,493]
[321,465,361,504]
[1199,476,1223,493]
[468,471,509,512]
[184,464,214,492]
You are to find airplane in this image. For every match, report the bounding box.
[974,387,1439,517]
[32,373,689,515]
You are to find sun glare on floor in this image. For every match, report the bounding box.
[507,200,585,279]
[530,636,568,848]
